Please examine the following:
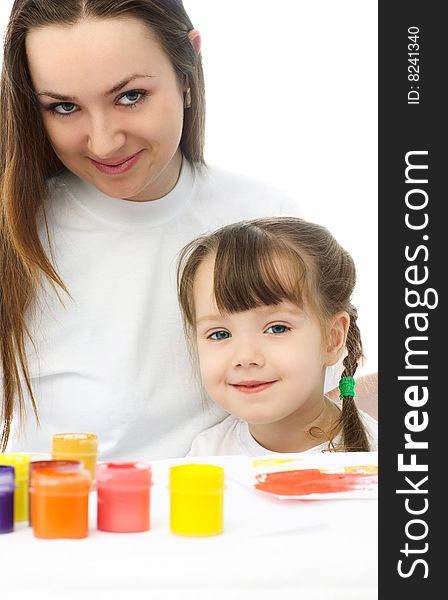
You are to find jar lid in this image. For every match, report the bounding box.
[0,465,15,488]
[52,433,98,455]
[170,464,224,493]
[30,460,83,477]
[0,453,32,481]
[30,468,91,495]
[96,462,152,488]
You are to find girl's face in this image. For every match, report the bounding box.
[193,256,342,426]
[26,17,186,201]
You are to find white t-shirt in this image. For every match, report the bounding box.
[7,159,303,461]
[187,407,378,457]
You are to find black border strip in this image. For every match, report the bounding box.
[379,0,444,595]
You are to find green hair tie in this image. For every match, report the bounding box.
[339,376,356,399]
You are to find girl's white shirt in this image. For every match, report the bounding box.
[187,404,378,457]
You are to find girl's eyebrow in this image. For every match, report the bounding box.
[196,314,224,326]
[260,306,303,317]
[35,73,155,101]
[196,305,302,326]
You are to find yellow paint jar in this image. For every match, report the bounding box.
[169,464,225,536]
[51,433,98,483]
[0,453,32,522]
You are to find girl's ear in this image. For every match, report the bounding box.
[187,29,201,55]
[325,311,350,366]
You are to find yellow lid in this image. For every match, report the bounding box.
[52,433,98,456]
[0,453,32,481]
[170,464,224,493]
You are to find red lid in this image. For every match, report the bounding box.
[96,462,152,489]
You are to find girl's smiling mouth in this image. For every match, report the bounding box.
[230,380,277,394]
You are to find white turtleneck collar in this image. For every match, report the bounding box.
[57,158,197,230]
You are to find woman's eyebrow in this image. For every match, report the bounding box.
[35,73,155,101]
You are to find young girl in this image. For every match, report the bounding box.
[177,217,378,456]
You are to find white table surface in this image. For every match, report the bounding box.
[0,452,378,600]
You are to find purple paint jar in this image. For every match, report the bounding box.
[0,465,15,533]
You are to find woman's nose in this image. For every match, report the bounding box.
[86,114,126,159]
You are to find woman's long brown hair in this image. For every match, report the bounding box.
[0,0,206,451]
[177,217,371,452]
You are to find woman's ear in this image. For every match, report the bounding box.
[187,29,201,55]
[325,311,350,366]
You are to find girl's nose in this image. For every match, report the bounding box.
[232,342,265,369]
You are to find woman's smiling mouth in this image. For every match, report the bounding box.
[90,150,143,174]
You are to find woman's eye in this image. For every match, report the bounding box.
[53,102,77,115]
[118,91,144,106]
[208,331,231,341]
[265,324,289,334]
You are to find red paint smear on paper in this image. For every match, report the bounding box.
[255,469,378,496]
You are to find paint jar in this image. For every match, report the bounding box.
[30,467,91,539]
[51,433,98,483]
[0,465,15,534]
[28,460,82,525]
[169,464,225,536]
[96,462,152,533]
[0,453,32,522]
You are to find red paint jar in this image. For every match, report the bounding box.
[96,462,152,533]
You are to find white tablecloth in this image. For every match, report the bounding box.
[0,453,378,600]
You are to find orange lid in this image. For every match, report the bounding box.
[30,468,91,496]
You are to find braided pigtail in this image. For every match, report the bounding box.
[338,307,371,451]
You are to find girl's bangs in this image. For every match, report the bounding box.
[211,229,309,315]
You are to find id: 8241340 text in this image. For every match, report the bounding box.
[407,26,420,105]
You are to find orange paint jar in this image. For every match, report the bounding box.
[28,460,82,525]
[30,467,91,539]
[51,433,98,484]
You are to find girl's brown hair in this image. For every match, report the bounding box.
[0,0,205,450]
[177,217,371,452]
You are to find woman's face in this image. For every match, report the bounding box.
[26,17,186,201]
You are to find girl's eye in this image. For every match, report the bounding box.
[52,102,77,116]
[265,324,290,334]
[117,91,145,106]
[208,331,231,341]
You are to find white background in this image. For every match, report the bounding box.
[0,0,377,375]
